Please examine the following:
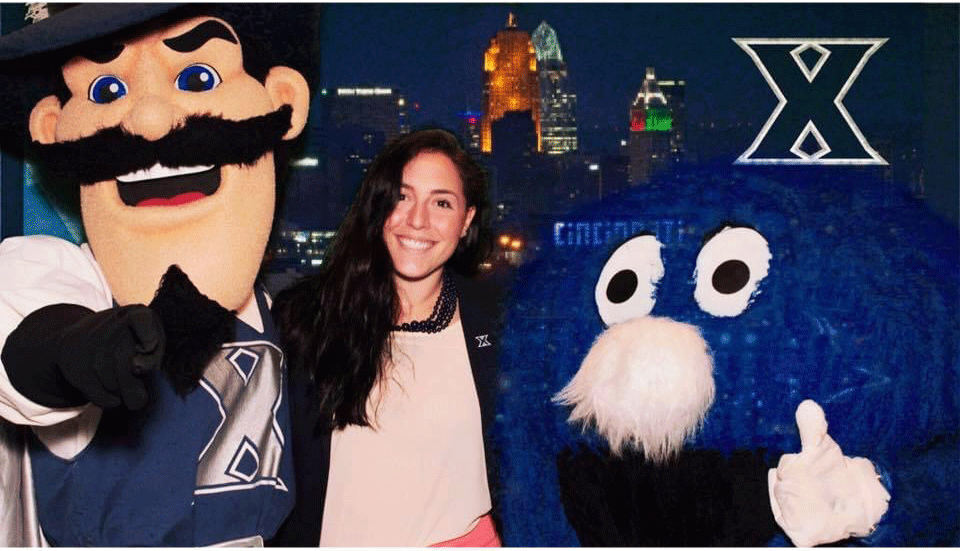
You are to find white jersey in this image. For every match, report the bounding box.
[0,235,112,426]
[0,235,113,546]
[0,236,111,460]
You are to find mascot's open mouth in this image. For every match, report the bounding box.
[116,163,220,207]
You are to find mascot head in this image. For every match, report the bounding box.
[496,166,959,545]
[0,4,315,311]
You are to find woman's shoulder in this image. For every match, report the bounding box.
[453,271,505,305]
[453,270,509,332]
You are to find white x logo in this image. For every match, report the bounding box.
[733,38,887,165]
[475,334,491,348]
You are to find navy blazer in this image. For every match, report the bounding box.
[268,272,504,546]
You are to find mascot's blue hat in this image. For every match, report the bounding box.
[0,4,183,61]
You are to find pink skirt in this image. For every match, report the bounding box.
[430,514,501,547]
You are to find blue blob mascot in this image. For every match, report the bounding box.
[495,166,958,546]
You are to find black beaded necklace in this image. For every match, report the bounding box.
[393,270,458,333]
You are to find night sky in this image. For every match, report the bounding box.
[317,3,957,221]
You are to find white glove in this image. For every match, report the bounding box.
[768,399,891,547]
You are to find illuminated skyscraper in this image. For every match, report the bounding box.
[482,13,540,154]
[629,67,673,184]
[657,78,686,164]
[532,21,577,155]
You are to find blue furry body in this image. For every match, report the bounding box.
[494,166,960,546]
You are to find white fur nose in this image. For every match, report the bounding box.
[554,316,715,463]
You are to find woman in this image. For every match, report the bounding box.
[270,129,501,546]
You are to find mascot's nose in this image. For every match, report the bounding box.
[554,315,716,463]
[121,95,186,141]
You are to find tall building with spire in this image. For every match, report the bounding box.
[481,13,540,154]
[532,21,577,155]
[629,67,674,184]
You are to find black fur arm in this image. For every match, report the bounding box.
[558,445,779,546]
[557,445,627,545]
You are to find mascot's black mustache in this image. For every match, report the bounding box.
[30,104,292,185]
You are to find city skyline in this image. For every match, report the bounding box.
[321,4,932,129]
[315,3,956,223]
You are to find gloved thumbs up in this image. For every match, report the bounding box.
[768,399,891,547]
[796,399,828,452]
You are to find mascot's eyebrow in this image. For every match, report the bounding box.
[79,41,125,64]
[163,20,237,53]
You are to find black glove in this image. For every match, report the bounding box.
[2,303,165,410]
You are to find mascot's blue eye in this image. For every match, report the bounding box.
[175,64,221,92]
[88,75,127,104]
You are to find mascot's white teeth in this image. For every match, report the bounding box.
[116,163,215,183]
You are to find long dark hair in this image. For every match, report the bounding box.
[273,129,492,430]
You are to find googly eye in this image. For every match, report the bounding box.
[88,75,127,104]
[694,226,771,317]
[595,234,664,326]
[175,63,221,92]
